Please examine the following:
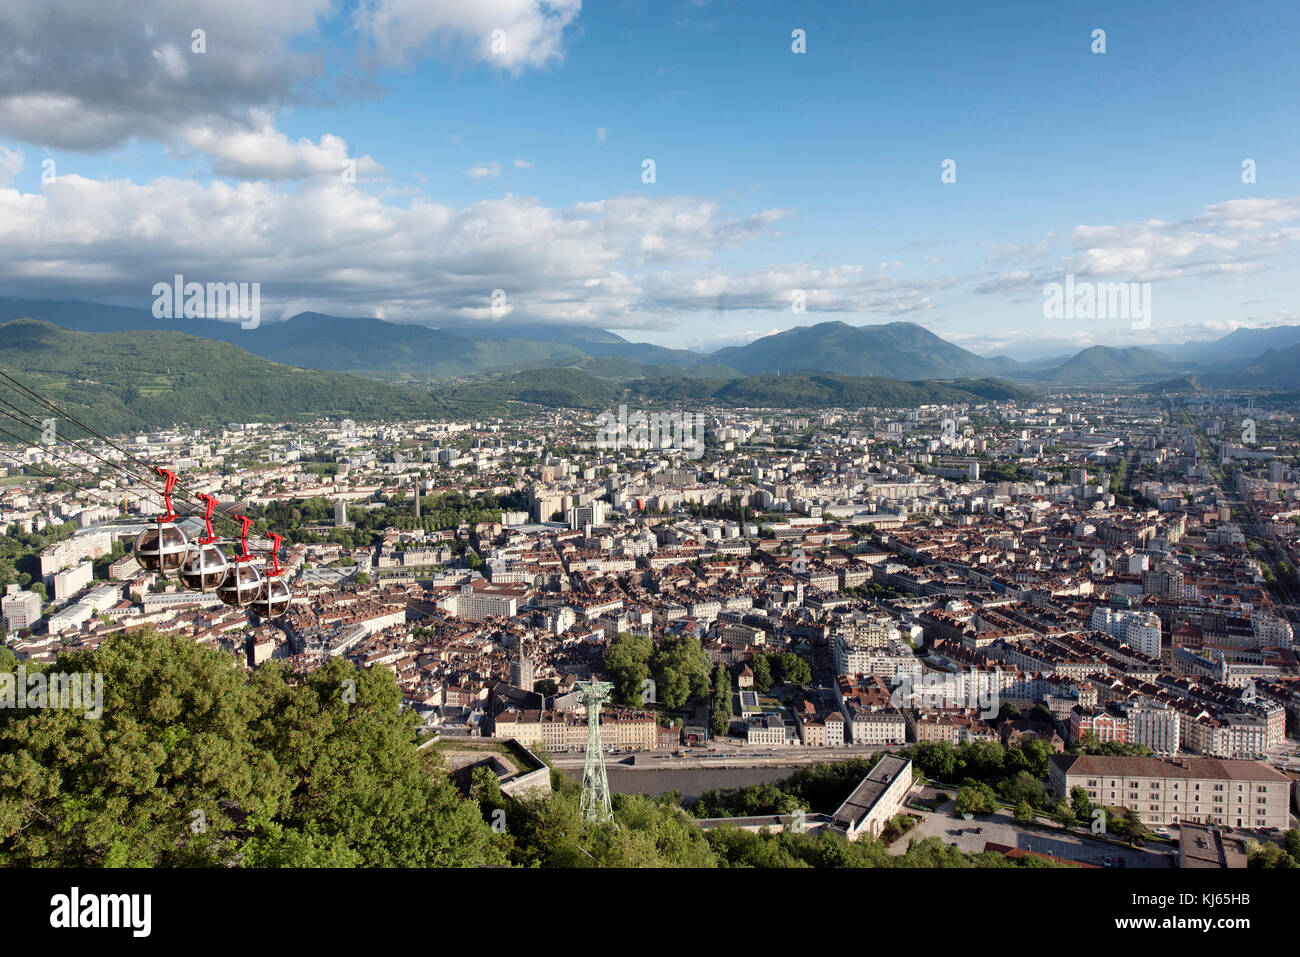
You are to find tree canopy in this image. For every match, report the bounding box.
[0,628,499,867]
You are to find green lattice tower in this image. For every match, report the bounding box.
[576,678,614,825]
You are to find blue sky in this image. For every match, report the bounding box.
[1,0,1297,358]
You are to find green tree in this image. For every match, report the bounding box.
[710,663,733,738]
[750,654,773,694]
[0,628,504,867]
[771,651,811,687]
[954,783,998,817]
[1070,786,1093,823]
[909,741,957,781]
[603,632,653,706]
[1247,842,1298,868]
[998,770,1048,809]
[1013,800,1037,826]
[652,634,711,710]
[1019,739,1054,779]
[1049,801,1077,829]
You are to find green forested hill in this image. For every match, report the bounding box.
[0,319,435,435]
[0,320,1036,438]
[433,366,1036,415]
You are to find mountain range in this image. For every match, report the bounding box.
[0,319,1037,433]
[2,296,1299,392]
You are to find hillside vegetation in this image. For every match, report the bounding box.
[0,319,435,435]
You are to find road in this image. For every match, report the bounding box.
[1179,403,1300,625]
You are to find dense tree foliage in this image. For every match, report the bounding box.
[603,632,710,710]
[0,628,501,866]
[1073,733,1153,757]
[245,490,528,546]
[694,757,884,819]
[760,650,811,687]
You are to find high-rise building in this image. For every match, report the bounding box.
[50,561,93,600]
[334,499,347,526]
[2,584,44,631]
[1091,606,1162,658]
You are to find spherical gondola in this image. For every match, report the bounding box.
[178,493,229,591]
[251,532,292,619]
[217,557,263,607]
[217,515,262,608]
[252,575,292,619]
[133,467,188,576]
[179,541,229,592]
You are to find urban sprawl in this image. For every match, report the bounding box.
[4,393,1300,855]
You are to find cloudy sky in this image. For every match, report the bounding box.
[0,0,1298,358]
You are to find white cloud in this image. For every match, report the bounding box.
[0,146,23,186]
[355,0,582,73]
[595,126,607,142]
[0,0,582,155]
[0,172,807,331]
[0,0,335,150]
[464,161,502,180]
[973,196,1300,298]
[180,118,384,182]
[513,158,533,169]
[701,328,783,345]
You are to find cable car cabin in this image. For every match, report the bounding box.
[179,542,229,592]
[217,514,262,608]
[251,531,291,618]
[253,576,292,619]
[134,520,188,575]
[217,561,262,608]
[133,467,187,575]
[179,493,228,592]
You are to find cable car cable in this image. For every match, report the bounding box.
[0,375,249,535]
